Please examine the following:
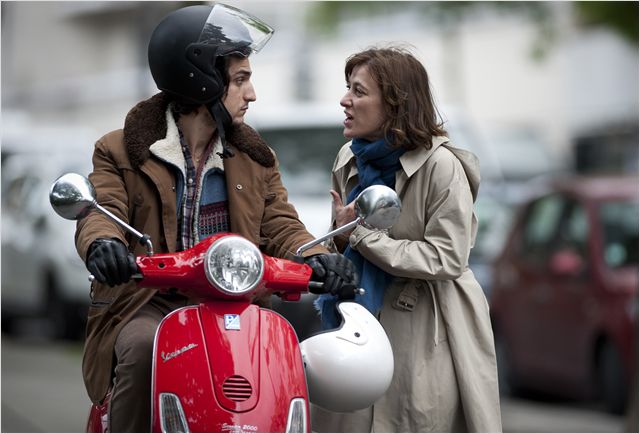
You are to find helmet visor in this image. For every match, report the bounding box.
[198,3,274,55]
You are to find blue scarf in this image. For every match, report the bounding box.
[315,137,405,329]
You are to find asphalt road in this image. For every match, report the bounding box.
[0,333,630,433]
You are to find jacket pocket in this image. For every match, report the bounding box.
[88,283,116,314]
[87,297,115,322]
[264,192,277,204]
[89,298,114,309]
[130,194,150,228]
[392,285,419,312]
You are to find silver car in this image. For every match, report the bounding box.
[1,152,92,339]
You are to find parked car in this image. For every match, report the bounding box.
[490,174,639,414]
[1,152,93,339]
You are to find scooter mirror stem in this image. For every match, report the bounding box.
[94,203,154,256]
[295,185,401,256]
[295,218,360,256]
[50,173,154,256]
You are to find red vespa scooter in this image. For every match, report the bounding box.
[50,173,398,433]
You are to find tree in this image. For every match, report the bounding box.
[307,1,638,50]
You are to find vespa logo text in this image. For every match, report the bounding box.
[160,343,198,363]
[221,423,258,433]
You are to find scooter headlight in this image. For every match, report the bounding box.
[204,236,264,295]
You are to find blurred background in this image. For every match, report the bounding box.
[1,1,638,432]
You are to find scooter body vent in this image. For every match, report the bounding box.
[222,375,253,402]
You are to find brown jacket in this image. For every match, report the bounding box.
[76,93,326,404]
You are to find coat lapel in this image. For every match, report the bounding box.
[396,136,449,196]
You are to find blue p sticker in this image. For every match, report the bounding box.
[224,314,241,330]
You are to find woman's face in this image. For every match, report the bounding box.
[340,65,386,141]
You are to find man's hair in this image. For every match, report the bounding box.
[344,46,446,150]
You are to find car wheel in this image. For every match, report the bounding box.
[46,275,86,341]
[1,313,17,335]
[494,328,518,397]
[597,340,627,415]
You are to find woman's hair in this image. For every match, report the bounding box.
[345,46,446,150]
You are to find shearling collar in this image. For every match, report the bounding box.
[147,108,225,178]
[122,92,275,169]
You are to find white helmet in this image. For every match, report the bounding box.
[300,302,394,413]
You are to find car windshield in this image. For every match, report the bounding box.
[259,126,345,196]
[600,200,638,268]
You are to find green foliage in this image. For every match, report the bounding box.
[574,1,638,45]
[308,1,638,47]
[307,1,547,34]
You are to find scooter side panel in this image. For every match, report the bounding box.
[257,307,310,432]
[151,303,309,433]
[151,306,221,432]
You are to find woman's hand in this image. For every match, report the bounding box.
[330,190,356,235]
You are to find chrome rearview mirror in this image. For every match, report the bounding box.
[295,185,401,256]
[49,173,97,220]
[49,173,154,256]
[354,184,402,231]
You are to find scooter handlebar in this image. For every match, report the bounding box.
[88,272,143,283]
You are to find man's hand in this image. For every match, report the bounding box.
[305,253,359,299]
[87,238,137,287]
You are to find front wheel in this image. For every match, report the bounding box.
[494,328,519,397]
[45,274,86,341]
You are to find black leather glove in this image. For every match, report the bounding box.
[305,253,359,299]
[86,238,137,287]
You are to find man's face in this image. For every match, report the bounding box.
[222,56,256,126]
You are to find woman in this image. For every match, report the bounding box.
[312,47,502,432]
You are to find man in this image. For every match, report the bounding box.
[75,4,357,431]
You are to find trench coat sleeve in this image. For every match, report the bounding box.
[349,151,474,280]
[75,135,131,261]
[258,155,327,259]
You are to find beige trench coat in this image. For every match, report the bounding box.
[312,137,502,432]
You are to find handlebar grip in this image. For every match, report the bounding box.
[308,281,324,290]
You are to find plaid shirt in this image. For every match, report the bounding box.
[178,131,229,250]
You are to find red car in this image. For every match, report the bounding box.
[490,175,638,414]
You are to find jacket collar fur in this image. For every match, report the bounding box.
[122,92,275,169]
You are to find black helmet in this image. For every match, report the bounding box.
[148,3,273,106]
